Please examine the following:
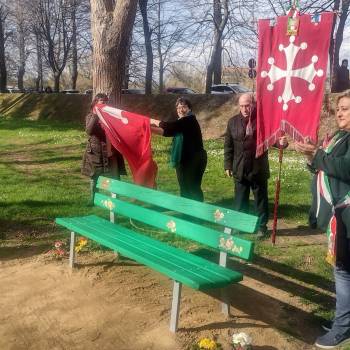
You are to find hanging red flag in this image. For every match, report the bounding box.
[94,104,158,188]
[256,12,334,156]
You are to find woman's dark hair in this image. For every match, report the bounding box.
[91,93,108,110]
[175,97,192,110]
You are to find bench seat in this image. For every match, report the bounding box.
[56,215,243,290]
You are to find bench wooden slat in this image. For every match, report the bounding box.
[94,192,254,261]
[88,217,236,285]
[97,177,259,233]
[56,215,243,289]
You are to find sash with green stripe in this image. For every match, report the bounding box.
[316,132,350,265]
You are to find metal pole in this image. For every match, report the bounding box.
[271,146,284,245]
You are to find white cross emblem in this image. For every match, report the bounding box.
[102,106,129,124]
[261,35,324,111]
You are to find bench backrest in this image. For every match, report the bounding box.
[95,177,259,261]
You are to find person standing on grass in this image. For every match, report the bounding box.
[224,93,288,237]
[81,93,126,204]
[334,59,350,93]
[150,97,207,202]
[295,90,350,349]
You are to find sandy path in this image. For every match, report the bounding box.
[0,245,326,350]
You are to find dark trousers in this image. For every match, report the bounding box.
[234,177,268,231]
[176,150,207,202]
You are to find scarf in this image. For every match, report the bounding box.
[170,133,183,168]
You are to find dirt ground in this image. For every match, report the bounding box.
[0,224,332,350]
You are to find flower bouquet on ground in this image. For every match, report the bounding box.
[75,237,88,253]
[46,240,68,259]
[231,333,252,350]
[190,337,222,350]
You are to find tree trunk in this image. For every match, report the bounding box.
[91,0,138,106]
[329,0,349,91]
[213,41,222,84]
[35,32,43,92]
[0,9,7,92]
[213,0,222,84]
[54,73,60,92]
[157,0,164,93]
[205,0,228,93]
[334,0,350,68]
[17,25,25,91]
[329,0,340,74]
[123,38,131,89]
[71,4,78,90]
[139,0,153,95]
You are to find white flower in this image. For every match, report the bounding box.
[232,332,252,346]
[214,209,224,221]
[166,220,176,233]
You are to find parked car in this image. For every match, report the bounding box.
[210,84,251,94]
[84,88,145,95]
[61,89,80,94]
[165,87,198,94]
[122,88,145,94]
[4,86,22,93]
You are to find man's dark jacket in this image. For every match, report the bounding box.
[224,111,269,182]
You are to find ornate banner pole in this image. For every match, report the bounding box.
[272,139,284,245]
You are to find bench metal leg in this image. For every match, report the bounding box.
[169,281,182,333]
[221,287,230,316]
[219,251,230,315]
[69,231,76,268]
[110,193,116,223]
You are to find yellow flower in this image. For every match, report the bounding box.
[198,338,217,350]
[75,238,88,253]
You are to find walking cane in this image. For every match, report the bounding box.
[271,139,284,245]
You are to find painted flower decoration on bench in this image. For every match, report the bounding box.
[100,178,111,190]
[214,209,224,222]
[219,237,243,255]
[102,199,115,211]
[166,220,176,233]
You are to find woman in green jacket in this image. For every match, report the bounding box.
[296,91,350,349]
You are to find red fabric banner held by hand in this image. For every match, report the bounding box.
[256,12,334,156]
[94,104,158,188]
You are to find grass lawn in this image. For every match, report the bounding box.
[0,117,334,324]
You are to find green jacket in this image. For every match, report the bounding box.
[310,130,350,234]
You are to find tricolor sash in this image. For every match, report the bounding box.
[316,132,350,265]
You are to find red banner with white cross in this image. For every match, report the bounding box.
[94,104,158,188]
[256,12,334,157]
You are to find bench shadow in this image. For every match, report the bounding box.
[74,259,142,268]
[192,248,334,313]
[271,225,323,237]
[186,283,323,345]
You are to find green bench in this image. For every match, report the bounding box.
[56,176,259,332]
